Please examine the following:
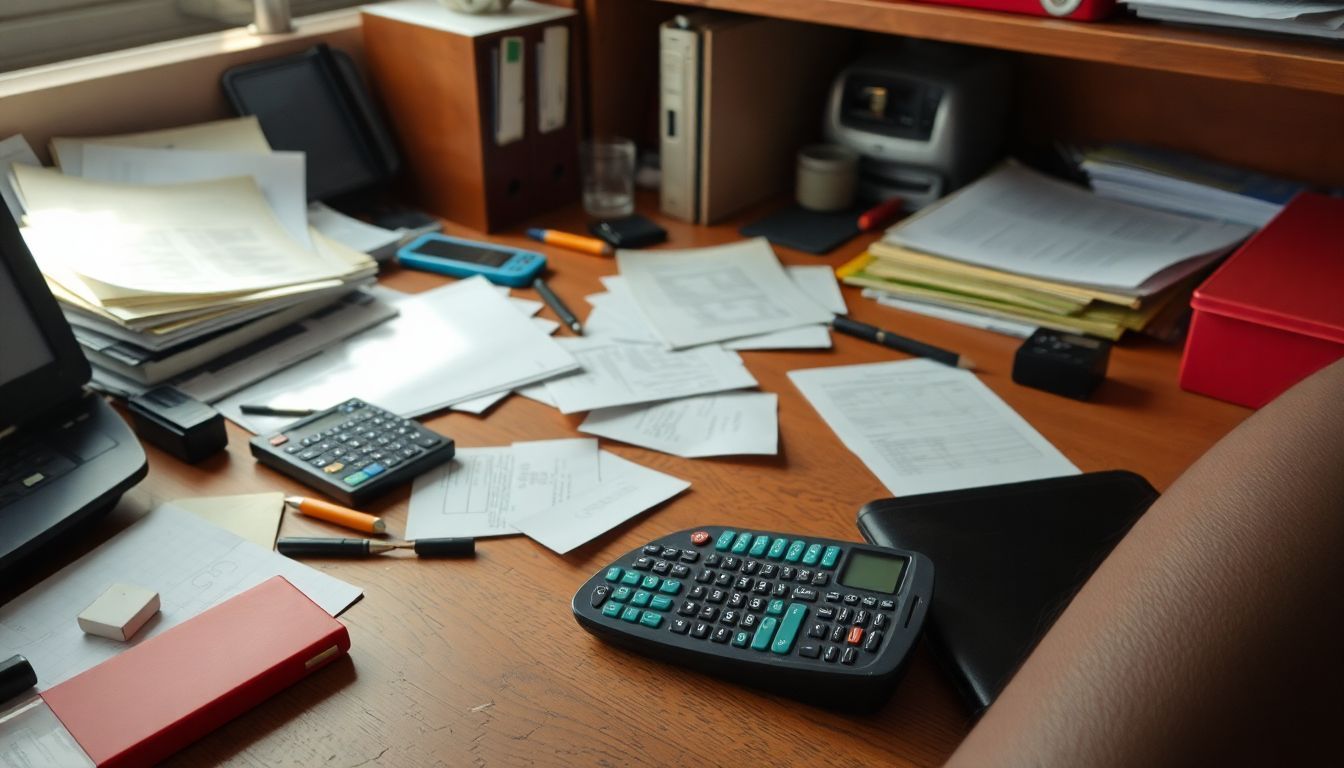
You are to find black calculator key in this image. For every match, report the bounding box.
[634,557,653,570]
[861,596,878,609]
[691,622,711,639]
[792,587,818,602]
[670,619,690,634]
[747,597,767,612]
[652,561,671,575]
[695,569,714,584]
[825,591,842,603]
[591,585,611,608]
[817,607,836,621]
[879,599,897,611]
[734,576,752,591]
[742,560,759,575]
[660,548,679,560]
[727,592,747,609]
[796,569,813,583]
[780,567,795,581]
[807,623,826,639]
[714,573,733,587]
[678,601,699,617]
[843,594,860,606]
[689,586,707,600]
[841,648,858,665]
[698,606,719,622]
[753,580,771,595]
[721,557,741,571]
[872,613,889,630]
[705,554,721,567]
[740,614,759,630]
[864,631,884,653]
[721,610,739,626]
[823,646,839,663]
[671,564,691,579]
[707,589,727,604]
[830,626,847,643]
[811,573,829,587]
[758,564,777,579]
[711,627,732,644]
[680,550,699,563]
[798,644,822,659]
[836,608,852,624]
[411,433,441,448]
[642,544,661,555]
[772,584,789,598]
[854,610,871,627]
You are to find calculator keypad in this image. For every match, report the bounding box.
[587,528,904,669]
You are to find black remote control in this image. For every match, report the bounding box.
[572,526,933,711]
[249,398,454,506]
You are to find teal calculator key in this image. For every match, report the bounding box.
[730,532,752,554]
[604,567,623,582]
[784,540,806,563]
[766,599,785,616]
[820,546,841,569]
[602,602,622,618]
[802,543,823,566]
[750,616,779,651]
[650,595,674,611]
[640,575,660,590]
[767,538,788,560]
[733,631,751,648]
[715,530,737,551]
[631,590,652,607]
[620,571,641,586]
[748,535,770,558]
[343,471,369,486]
[657,579,683,595]
[639,611,663,629]
[611,586,632,602]
[771,604,809,655]
[621,606,641,623]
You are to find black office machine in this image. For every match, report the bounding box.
[572,526,933,711]
[127,386,227,463]
[824,42,1010,209]
[249,398,455,507]
[1012,329,1112,401]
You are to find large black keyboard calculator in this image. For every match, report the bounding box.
[572,526,934,711]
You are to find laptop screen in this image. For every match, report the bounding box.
[0,257,55,388]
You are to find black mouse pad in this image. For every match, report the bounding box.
[740,205,862,255]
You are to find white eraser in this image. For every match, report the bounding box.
[78,583,160,641]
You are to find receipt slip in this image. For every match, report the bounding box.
[41,577,348,768]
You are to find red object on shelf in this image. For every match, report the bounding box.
[41,577,350,768]
[1179,192,1344,409]
[907,0,1117,21]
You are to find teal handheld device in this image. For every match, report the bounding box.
[397,234,546,288]
[572,526,934,711]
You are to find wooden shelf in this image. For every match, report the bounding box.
[665,0,1344,96]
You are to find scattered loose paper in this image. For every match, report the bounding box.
[544,337,757,414]
[0,505,361,689]
[787,265,847,314]
[788,359,1078,496]
[406,439,601,539]
[617,238,833,348]
[0,134,40,220]
[580,392,779,458]
[0,699,94,768]
[722,325,831,351]
[513,452,690,554]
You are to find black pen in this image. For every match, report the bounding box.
[277,536,475,558]
[830,315,974,369]
[240,404,317,418]
[532,277,583,335]
[1,655,37,704]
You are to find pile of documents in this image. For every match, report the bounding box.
[4,118,397,395]
[840,163,1255,340]
[1075,142,1304,228]
[1124,1,1344,41]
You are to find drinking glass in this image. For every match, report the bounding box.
[580,137,636,218]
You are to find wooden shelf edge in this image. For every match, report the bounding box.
[663,0,1344,96]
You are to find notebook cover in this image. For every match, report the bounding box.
[856,470,1156,716]
[41,576,350,768]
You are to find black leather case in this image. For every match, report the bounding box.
[856,470,1157,717]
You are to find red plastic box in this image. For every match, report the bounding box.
[1179,193,1344,409]
[906,0,1117,21]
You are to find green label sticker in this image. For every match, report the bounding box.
[506,38,521,63]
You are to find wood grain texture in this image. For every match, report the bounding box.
[654,0,1344,95]
[14,193,1230,767]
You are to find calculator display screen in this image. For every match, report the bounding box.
[417,239,513,267]
[838,550,908,594]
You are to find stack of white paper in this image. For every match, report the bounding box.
[407,439,689,554]
[579,392,779,458]
[218,277,578,434]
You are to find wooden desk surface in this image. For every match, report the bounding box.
[55,198,1250,767]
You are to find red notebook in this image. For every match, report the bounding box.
[41,576,350,768]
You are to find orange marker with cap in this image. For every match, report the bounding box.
[284,496,386,535]
[526,227,613,257]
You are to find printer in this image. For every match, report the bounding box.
[825,43,1010,209]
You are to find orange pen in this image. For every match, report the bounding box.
[284,496,386,535]
[525,227,613,257]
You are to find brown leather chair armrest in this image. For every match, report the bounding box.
[947,358,1344,767]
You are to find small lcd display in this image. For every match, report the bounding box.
[838,550,908,594]
[416,240,513,268]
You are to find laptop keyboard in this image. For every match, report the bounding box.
[0,412,91,510]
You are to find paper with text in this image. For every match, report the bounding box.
[788,359,1078,496]
[617,238,833,348]
[513,452,690,554]
[0,505,361,689]
[544,337,757,414]
[580,392,779,458]
[50,116,271,176]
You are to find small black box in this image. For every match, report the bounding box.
[127,387,227,463]
[589,215,667,249]
[1012,329,1111,401]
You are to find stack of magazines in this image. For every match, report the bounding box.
[1125,1,1344,41]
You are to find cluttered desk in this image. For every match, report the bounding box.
[2,0,1342,765]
